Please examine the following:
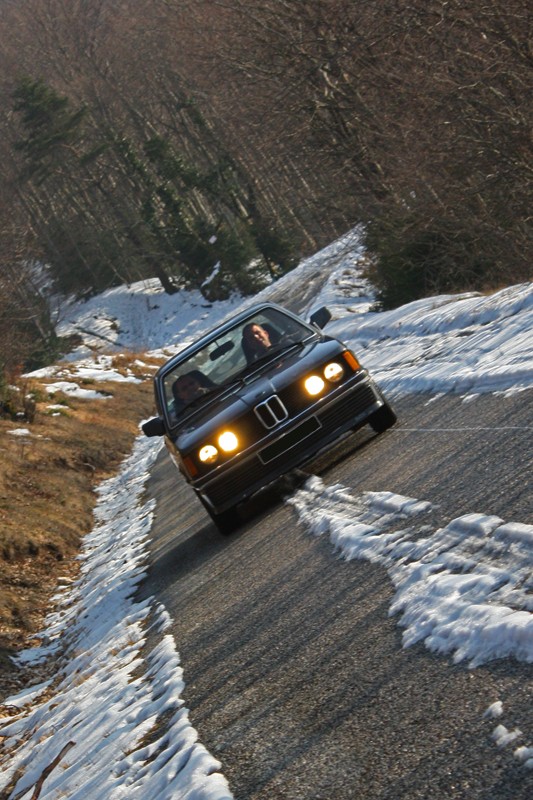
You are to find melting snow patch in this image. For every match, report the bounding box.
[287,478,533,667]
[514,746,533,769]
[484,701,504,719]
[44,381,112,400]
[492,724,522,747]
[288,478,533,771]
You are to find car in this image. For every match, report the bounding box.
[142,302,396,533]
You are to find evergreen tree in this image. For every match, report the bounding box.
[13,77,87,184]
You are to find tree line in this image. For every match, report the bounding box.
[0,0,530,387]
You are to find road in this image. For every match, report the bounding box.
[139,390,533,800]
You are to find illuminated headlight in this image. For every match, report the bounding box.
[218,430,239,452]
[324,362,344,382]
[304,375,325,396]
[199,444,218,463]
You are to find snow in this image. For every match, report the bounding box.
[1,230,532,797]
[484,701,504,719]
[0,438,231,800]
[43,380,112,400]
[54,281,243,360]
[327,283,533,398]
[492,724,522,748]
[286,479,533,666]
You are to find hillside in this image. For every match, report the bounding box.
[0,355,164,699]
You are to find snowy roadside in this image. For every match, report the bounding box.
[0,436,233,800]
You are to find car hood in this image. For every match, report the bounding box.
[173,336,345,451]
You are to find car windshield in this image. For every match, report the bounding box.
[162,307,313,425]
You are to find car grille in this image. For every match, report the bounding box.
[277,382,310,414]
[318,383,378,429]
[234,387,305,447]
[254,395,289,428]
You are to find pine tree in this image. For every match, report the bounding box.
[13,77,87,184]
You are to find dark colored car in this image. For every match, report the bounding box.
[142,302,396,533]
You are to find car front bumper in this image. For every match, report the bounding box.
[193,373,384,513]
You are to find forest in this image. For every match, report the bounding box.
[0,0,531,385]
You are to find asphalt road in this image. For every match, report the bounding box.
[139,390,533,800]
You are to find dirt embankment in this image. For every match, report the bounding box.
[0,353,162,703]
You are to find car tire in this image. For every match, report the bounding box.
[368,401,397,433]
[198,494,241,535]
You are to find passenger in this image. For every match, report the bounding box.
[172,370,214,406]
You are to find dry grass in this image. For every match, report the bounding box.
[0,352,163,701]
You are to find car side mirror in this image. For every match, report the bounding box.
[142,417,166,437]
[309,306,331,329]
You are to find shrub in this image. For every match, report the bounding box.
[364,215,498,310]
[250,219,298,278]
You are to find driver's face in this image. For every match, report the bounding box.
[246,324,271,349]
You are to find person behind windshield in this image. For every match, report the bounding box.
[242,322,275,363]
[172,370,214,407]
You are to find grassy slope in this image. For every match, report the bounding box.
[0,353,163,702]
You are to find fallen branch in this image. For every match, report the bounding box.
[24,740,76,800]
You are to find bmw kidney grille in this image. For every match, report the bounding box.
[254,395,289,429]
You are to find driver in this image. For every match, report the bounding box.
[242,322,273,362]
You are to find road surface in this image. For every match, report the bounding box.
[139,390,533,799]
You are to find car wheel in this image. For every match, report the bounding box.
[368,401,397,433]
[198,494,241,535]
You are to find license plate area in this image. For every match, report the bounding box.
[259,416,321,464]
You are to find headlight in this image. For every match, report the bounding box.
[324,362,344,382]
[304,375,325,396]
[199,444,218,463]
[218,430,239,452]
